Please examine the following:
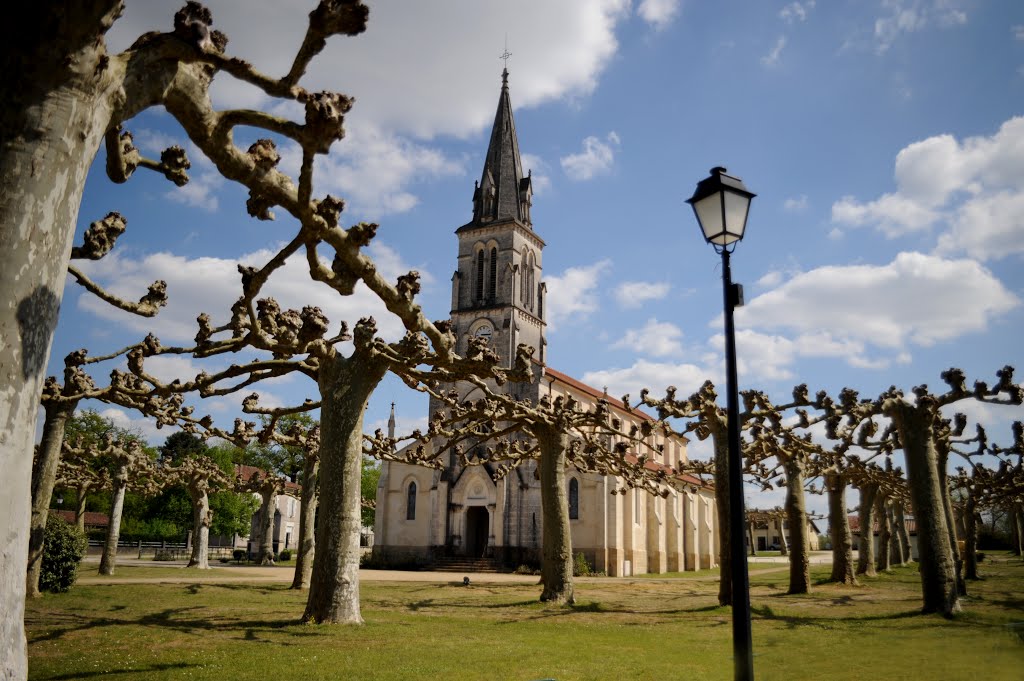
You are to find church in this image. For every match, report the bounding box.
[373,69,718,577]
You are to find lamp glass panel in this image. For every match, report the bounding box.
[723,190,751,242]
[693,193,725,243]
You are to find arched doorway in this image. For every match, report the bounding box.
[465,506,489,557]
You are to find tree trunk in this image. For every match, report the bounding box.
[291,454,319,590]
[784,457,810,595]
[888,504,905,566]
[75,482,92,534]
[711,429,731,606]
[1014,504,1024,557]
[303,353,387,625]
[885,401,960,616]
[186,484,211,569]
[894,501,913,564]
[536,426,574,604]
[876,494,891,572]
[27,400,76,597]
[936,446,966,597]
[747,521,756,557]
[98,466,128,576]
[856,482,878,577]
[1,4,123,671]
[777,516,789,557]
[826,473,857,585]
[256,485,278,566]
[963,493,979,580]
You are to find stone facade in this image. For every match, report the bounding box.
[373,70,717,576]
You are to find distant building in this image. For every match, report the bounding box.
[848,514,919,560]
[373,69,718,576]
[746,510,822,552]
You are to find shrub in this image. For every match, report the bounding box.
[514,564,540,576]
[232,549,247,563]
[40,515,87,593]
[573,552,593,577]
[278,549,292,562]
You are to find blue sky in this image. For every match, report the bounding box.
[49,0,1024,516]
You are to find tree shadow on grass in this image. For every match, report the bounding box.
[751,603,924,630]
[35,661,198,680]
[29,603,321,646]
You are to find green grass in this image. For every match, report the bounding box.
[27,555,1024,680]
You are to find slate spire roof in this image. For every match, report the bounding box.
[465,68,532,229]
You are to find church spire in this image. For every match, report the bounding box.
[470,68,532,227]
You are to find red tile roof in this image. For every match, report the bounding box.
[848,514,916,534]
[53,510,108,527]
[235,465,301,493]
[543,367,657,422]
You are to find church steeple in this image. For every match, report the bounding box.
[469,68,533,227]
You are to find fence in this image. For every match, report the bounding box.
[87,539,239,560]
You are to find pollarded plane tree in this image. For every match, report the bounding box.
[164,455,232,570]
[0,0,393,663]
[948,422,1024,579]
[368,365,703,605]
[174,407,322,588]
[823,367,1023,616]
[61,432,160,576]
[54,445,110,535]
[637,381,814,605]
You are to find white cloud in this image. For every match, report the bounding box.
[734,252,1019,367]
[561,132,620,181]
[780,1,815,23]
[637,0,681,30]
[1014,25,1024,41]
[873,0,967,54]
[832,116,1024,256]
[72,241,431,345]
[582,360,712,405]
[614,280,671,308]
[543,259,612,331]
[521,153,553,196]
[106,1,632,139]
[611,318,685,357]
[98,407,176,445]
[757,270,784,288]
[761,37,787,67]
[783,195,808,213]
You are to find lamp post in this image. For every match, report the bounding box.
[686,166,756,681]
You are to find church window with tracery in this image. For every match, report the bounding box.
[475,248,485,301]
[406,481,417,520]
[488,247,497,300]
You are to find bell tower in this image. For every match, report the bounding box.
[448,68,546,373]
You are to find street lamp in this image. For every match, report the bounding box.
[687,166,755,681]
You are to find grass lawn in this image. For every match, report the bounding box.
[26,554,1024,680]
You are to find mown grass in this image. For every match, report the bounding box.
[27,554,1024,680]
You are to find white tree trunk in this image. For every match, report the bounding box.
[291,456,319,590]
[187,486,211,570]
[257,486,277,566]
[856,483,878,577]
[98,468,127,576]
[303,353,387,624]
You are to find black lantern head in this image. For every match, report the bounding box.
[686,167,756,250]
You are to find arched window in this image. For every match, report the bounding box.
[406,481,417,520]
[525,252,535,310]
[488,247,497,300]
[569,478,579,520]
[475,249,485,301]
[537,283,544,319]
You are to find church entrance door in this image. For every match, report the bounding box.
[465,506,489,557]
